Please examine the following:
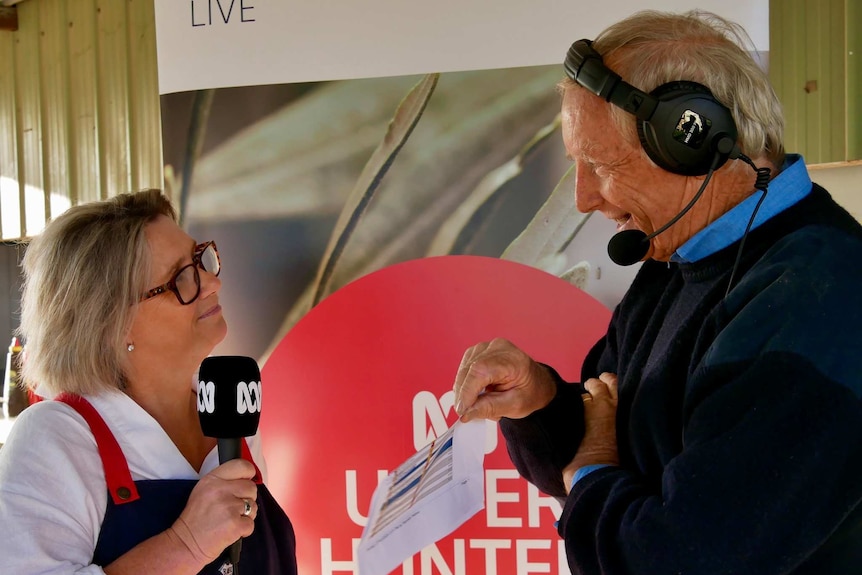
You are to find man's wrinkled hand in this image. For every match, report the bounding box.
[453,338,557,422]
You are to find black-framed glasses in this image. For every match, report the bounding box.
[140,241,221,305]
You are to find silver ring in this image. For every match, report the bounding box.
[242,499,252,517]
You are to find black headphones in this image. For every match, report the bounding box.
[564,39,739,176]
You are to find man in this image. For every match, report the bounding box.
[453,10,862,575]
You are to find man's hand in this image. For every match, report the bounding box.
[453,338,557,422]
[563,372,620,493]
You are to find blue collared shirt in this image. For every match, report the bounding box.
[673,154,812,263]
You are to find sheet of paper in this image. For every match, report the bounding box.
[357,419,488,575]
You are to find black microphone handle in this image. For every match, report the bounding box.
[217,437,242,464]
[216,437,243,573]
[226,540,242,574]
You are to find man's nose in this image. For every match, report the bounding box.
[575,167,603,213]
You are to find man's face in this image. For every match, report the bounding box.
[561,86,702,262]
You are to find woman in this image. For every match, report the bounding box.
[0,190,297,574]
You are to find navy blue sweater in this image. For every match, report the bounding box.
[500,184,862,574]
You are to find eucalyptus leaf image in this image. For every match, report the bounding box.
[170,65,594,365]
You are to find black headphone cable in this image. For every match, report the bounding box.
[724,154,771,297]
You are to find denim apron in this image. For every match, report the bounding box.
[57,394,297,575]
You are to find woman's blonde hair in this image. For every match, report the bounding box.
[564,10,785,166]
[17,189,176,396]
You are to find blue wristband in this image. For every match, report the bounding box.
[571,464,612,490]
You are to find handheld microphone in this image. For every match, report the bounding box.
[197,355,263,575]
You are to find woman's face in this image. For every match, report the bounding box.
[127,215,227,380]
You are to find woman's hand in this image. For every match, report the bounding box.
[167,459,259,565]
[453,338,557,422]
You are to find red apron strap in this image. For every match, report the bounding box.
[55,393,141,505]
[241,438,263,484]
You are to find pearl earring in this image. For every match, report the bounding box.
[127,344,135,352]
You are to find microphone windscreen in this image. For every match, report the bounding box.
[607,229,649,266]
[197,356,262,438]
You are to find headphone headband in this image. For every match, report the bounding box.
[563,38,739,176]
[565,40,658,122]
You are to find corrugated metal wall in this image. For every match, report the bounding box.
[770,0,859,164]
[0,1,857,243]
[0,0,163,241]
[848,0,861,160]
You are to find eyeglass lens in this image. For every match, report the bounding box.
[199,243,220,275]
[175,244,219,304]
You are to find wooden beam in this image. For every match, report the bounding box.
[0,6,17,31]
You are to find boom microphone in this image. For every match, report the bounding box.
[197,355,263,575]
[606,148,772,268]
[607,229,652,266]
[606,151,723,266]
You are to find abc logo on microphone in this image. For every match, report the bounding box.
[197,380,261,414]
[197,355,262,438]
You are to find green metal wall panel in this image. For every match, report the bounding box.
[39,0,73,220]
[127,0,163,194]
[0,0,163,241]
[771,0,857,164]
[68,0,102,204]
[15,0,46,236]
[803,1,823,161]
[825,0,847,160]
[771,3,802,158]
[96,0,132,197]
[849,0,861,159]
[0,33,22,240]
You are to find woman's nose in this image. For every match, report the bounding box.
[198,268,222,299]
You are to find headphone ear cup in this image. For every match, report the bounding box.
[637,119,671,172]
[637,81,738,176]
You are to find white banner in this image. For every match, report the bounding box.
[154,0,769,94]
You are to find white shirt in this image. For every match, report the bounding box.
[0,389,268,574]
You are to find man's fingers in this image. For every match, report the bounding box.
[585,373,619,402]
[454,341,516,416]
[454,343,491,415]
[460,391,505,422]
[453,338,551,421]
[598,372,617,386]
[456,361,508,420]
[599,372,619,400]
[584,377,609,399]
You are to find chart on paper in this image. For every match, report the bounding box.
[368,426,455,538]
[358,419,487,575]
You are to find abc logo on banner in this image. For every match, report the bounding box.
[413,390,496,454]
[260,256,611,575]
